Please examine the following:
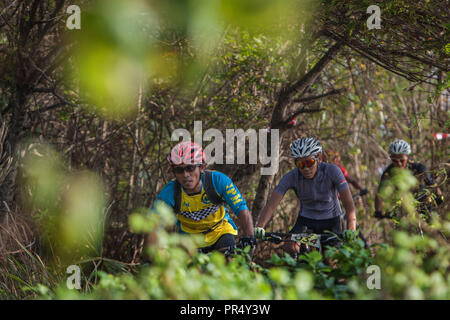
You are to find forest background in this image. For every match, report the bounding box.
[0,0,448,300]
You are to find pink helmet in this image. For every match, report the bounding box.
[167,141,205,165]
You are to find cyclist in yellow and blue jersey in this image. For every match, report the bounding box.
[149,141,255,252]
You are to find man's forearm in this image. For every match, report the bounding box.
[346,210,357,230]
[346,176,362,190]
[344,198,356,230]
[340,188,356,230]
[256,192,283,228]
[238,209,254,236]
[256,206,271,228]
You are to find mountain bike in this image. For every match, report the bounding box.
[376,187,447,241]
[196,230,338,261]
[197,238,257,261]
[255,228,343,261]
[378,187,441,221]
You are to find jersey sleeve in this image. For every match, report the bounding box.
[150,180,184,232]
[211,171,249,216]
[273,170,296,196]
[329,164,349,192]
[151,180,176,210]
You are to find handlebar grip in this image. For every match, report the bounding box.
[359,189,368,196]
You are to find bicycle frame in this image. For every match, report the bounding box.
[382,188,438,221]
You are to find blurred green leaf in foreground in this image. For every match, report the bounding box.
[20,141,107,265]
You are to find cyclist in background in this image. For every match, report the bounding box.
[321,149,367,196]
[147,141,255,253]
[374,139,444,219]
[321,149,368,231]
[255,137,357,254]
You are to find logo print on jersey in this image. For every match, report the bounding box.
[201,193,212,205]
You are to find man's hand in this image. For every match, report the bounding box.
[359,189,368,196]
[347,219,356,231]
[374,210,384,219]
[435,194,444,206]
[239,236,257,249]
[342,230,358,242]
[254,227,266,239]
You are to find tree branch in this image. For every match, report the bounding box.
[283,40,345,101]
[271,39,345,129]
[292,88,345,103]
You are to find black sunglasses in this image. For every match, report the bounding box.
[390,157,407,165]
[172,164,201,174]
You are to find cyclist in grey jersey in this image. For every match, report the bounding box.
[255,137,357,254]
[274,163,349,219]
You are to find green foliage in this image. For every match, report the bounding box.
[70,0,153,119]
[378,167,419,215]
[1,0,448,302]
[3,193,447,300]
[19,142,107,265]
[67,0,317,120]
[34,207,320,299]
[372,232,450,299]
[265,232,374,299]
[26,209,355,299]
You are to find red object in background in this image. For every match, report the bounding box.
[433,133,448,140]
[267,117,296,131]
[289,118,297,126]
[337,164,350,178]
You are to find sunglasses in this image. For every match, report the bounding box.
[295,157,318,169]
[390,158,407,165]
[172,164,201,174]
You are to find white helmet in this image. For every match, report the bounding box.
[290,137,322,158]
[388,139,411,155]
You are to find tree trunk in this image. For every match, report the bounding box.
[127,83,144,210]
[251,40,344,224]
[0,86,27,213]
[251,129,284,223]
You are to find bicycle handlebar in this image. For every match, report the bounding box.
[377,191,436,220]
[198,231,341,256]
[262,231,340,246]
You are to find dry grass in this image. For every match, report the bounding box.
[0,210,57,299]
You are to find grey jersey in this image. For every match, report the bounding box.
[274,162,349,220]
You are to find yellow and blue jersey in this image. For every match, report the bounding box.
[152,171,248,247]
